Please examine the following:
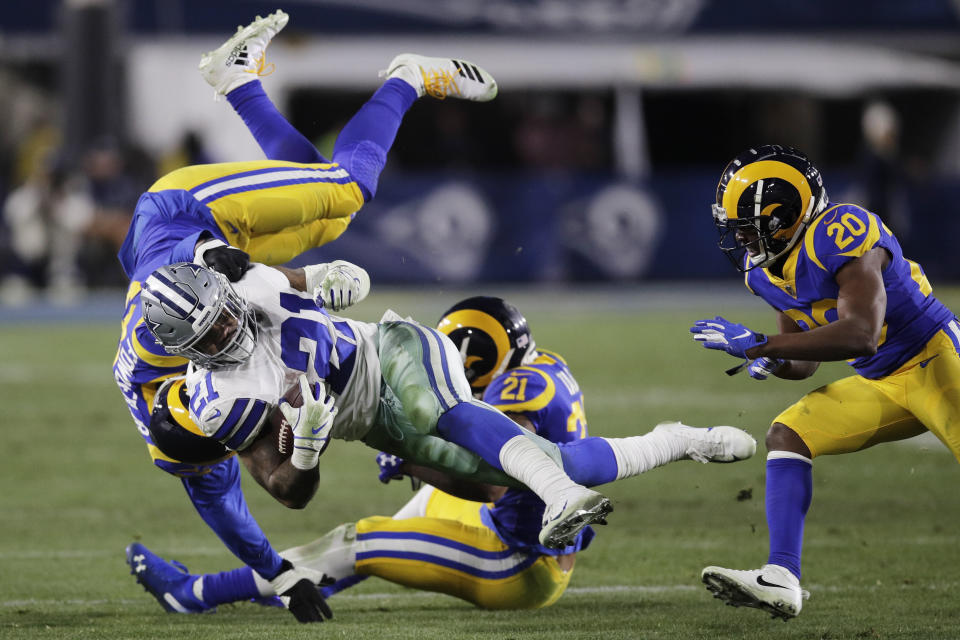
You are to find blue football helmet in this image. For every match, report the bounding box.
[713,145,828,271]
[141,262,256,369]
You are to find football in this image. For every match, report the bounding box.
[270,380,304,457]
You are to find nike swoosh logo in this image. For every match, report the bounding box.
[311,424,328,435]
[918,355,940,369]
[732,330,752,340]
[208,409,221,420]
[226,221,240,235]
[756,575,790,590]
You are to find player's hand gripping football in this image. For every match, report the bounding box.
[194,237,250,282]
[690,316,768,359]
[269,559,335,623]
[304,260,371,311]
[279,375,337,471]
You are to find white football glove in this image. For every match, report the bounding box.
[303,260,370,311]
[279,375,337,470]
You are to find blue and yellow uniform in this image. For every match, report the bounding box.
[112,160,364,581]
[745,203,960,458]
[115,160,361,475]
[352,349,593,609]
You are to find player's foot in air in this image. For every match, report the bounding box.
[199,9,289,97]
[654,421,757,463]
[701,564,809,620]
[538,487,613,549]
[381,54,498,102]
[125,542,212,613]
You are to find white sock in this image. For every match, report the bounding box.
[254,523,359,597]
[604,430,687,481]
[388,64,424,97]
[392,485,434,520]
[498,434,582,504]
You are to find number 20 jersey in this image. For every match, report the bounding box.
[745,203,954,379]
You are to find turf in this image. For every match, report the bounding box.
[2,285,959,639]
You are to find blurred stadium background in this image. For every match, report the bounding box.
[4,2,960,638]
[3,0,960,306]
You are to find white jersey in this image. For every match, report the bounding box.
[186,264,381,450]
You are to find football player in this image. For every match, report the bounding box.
[129,296,757,611]
[115,9,500,622]
[690,145,960,620]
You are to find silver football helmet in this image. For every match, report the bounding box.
[141,262,256,369]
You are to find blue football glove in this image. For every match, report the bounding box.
[748,356,785,380]
[376,452,405,483]
[690,316,768,359]
[375,452,422,491]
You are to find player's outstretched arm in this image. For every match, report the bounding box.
[272,261,371,312]
[750,248,889,362]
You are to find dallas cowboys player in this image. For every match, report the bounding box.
[129,295,757,611]
[690,145,960,620]
[116,9,501,621]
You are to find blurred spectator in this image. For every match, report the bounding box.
[858,100,910,239]
[513,94,610,170]
[157,130,214,177]
[1,152,93,304]
[77,139,150,289]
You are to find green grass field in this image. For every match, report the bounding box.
[2,285,960,639]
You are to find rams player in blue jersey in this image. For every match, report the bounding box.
[128,295,757,611]
[115,10,500,622]
[690,145,960,620]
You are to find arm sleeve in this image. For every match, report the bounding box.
[181,456,285,580]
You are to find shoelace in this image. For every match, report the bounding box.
[245,51,275,77]
[421,68,460,100]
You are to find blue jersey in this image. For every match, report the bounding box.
[745,203,954,379]
[113,190,226,476]
[479,349,594,555]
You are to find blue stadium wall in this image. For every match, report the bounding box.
[288,171,960,284]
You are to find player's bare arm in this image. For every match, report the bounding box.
[764,313,819,380]
[273,265,308,291]
[747,247,890,362]
[237,421,320,509]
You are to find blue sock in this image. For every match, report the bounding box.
[436,402,532,471]
[201,567,259,605]
[765,457,812,579]
[320,574,368,598]
[331,78,417,201]
[557,438,619,486]
[226,80,327,163]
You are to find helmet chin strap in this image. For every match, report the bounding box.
[753,190,826,268]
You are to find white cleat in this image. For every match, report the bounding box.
[538,487,612,549]
[654,421,756,463]
[701,564,809,620]
[198,10,289,98]
[381,54,498,102]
